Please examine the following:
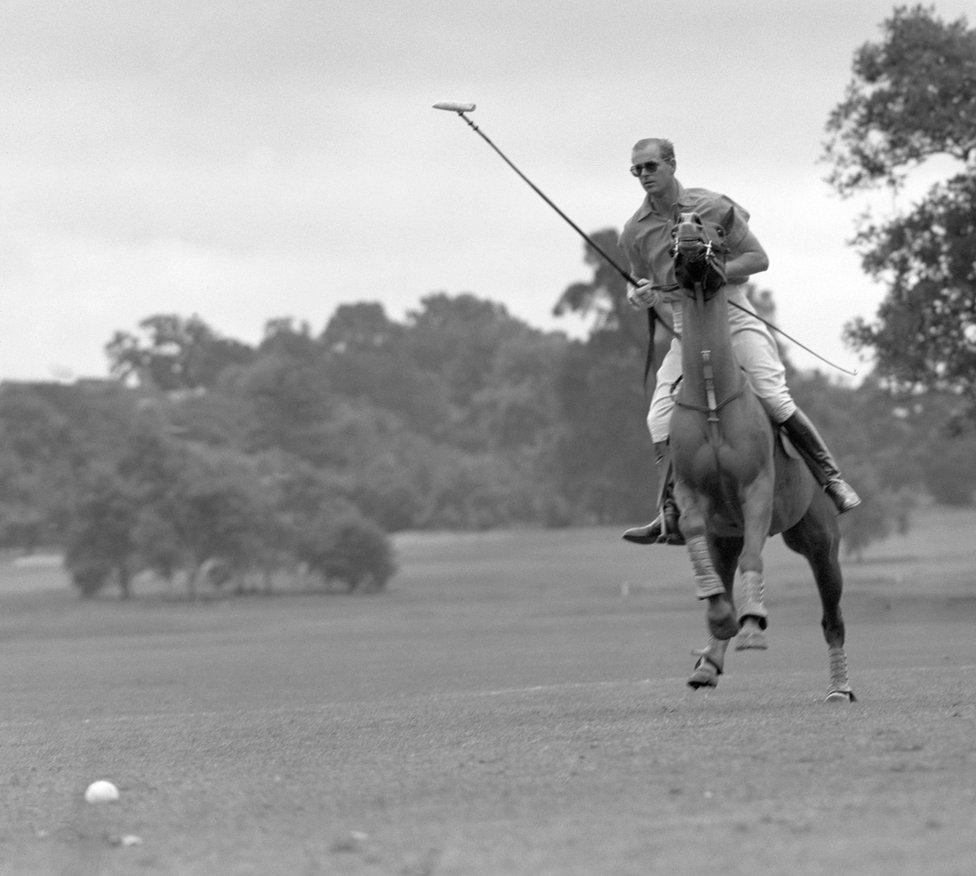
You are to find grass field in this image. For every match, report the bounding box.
[1,506,975,874]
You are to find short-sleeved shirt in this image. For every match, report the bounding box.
[618,182,751,289]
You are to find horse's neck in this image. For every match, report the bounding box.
[679,286,742,406]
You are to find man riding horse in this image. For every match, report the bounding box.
[619,138,860,546]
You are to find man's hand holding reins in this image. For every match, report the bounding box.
[627,279,677,310]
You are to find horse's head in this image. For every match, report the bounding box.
[671,208,734,295]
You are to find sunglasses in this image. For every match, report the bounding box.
[630,161,662,177]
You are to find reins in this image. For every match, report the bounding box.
[642,284,681,391]
[675,278,746,445]
[644,229,858,378]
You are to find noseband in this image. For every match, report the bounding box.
[671,212,729,297]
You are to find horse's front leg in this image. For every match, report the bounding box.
[687,535,741,688]
[735,473,775,650]
[674,482,739,640]
[687,634,730,689]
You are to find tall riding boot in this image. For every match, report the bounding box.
[622,441,685,545]
[779,409,861,513]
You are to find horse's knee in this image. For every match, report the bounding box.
[675,500,705,541]
[737,551,764,576]
[679,517,704,541]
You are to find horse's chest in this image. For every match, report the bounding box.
[678,442,769,489]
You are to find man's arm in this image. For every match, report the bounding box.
[627,276,680,310]
[724,228,768,284]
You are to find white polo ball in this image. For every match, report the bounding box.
[84,780,120,803]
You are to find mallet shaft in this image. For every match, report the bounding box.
[433,103,855,375]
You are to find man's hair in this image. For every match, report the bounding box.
[632,138,676,165]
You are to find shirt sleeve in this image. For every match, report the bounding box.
[618,221,643,278]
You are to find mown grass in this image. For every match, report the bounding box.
[0,505,974,874]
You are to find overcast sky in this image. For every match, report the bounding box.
[1,0,970,382]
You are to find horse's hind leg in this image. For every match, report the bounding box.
[782,494,856,702]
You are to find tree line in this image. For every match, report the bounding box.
[1,5,972,592]
[2,268,974,596]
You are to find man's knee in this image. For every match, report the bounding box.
[647,410,669,443]
[763,396,796,424]
[647,401,673,442]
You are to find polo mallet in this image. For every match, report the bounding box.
[433,100,665,387]
[433,101,857,376]
[433,102,640,289]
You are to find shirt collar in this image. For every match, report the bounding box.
[636,180,692,221]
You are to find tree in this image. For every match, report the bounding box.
[318,403,430,530]
[550,230,665,521]
[553,229,652,356]
[320,302,402,353]
[225,347,334,458]
[823,5,976,412]
[838,461,916,561]
[551,336,655,523]
[918,432,976,505]
[106,314,255,391]
[470,331,569,453]
[161,447,281,595]
[131,509,184,584]
[297,511,396,592]
[744,283,793,372]
[0,384,101,547]
[64,469,140,597]
[403,293,528,409]
[321,302,452,439]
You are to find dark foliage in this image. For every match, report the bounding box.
[823,5,976,414]
[5,207,970,586]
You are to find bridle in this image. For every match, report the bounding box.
[671,212,729,300]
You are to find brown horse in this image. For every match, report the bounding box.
[667,210,854,702]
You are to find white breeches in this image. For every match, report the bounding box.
[646,290,796,442]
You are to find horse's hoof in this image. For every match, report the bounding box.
[824,689,857,704]
[735,629,768,651]
[687,657,720,690]
[706,596,739,640]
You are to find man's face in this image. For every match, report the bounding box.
[631,143,675,199]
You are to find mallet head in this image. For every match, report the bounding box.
[433,101,476,113]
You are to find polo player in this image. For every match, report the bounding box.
[619,138,860,545]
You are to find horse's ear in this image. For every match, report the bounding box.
[720,205,736,236]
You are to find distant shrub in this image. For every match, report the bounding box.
[920,437,976,506]
[300,513,396,592]
[63,469,138,597]
[839,461,917,561]
[67,558,114,597]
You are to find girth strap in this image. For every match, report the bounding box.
[674,384,745,415]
